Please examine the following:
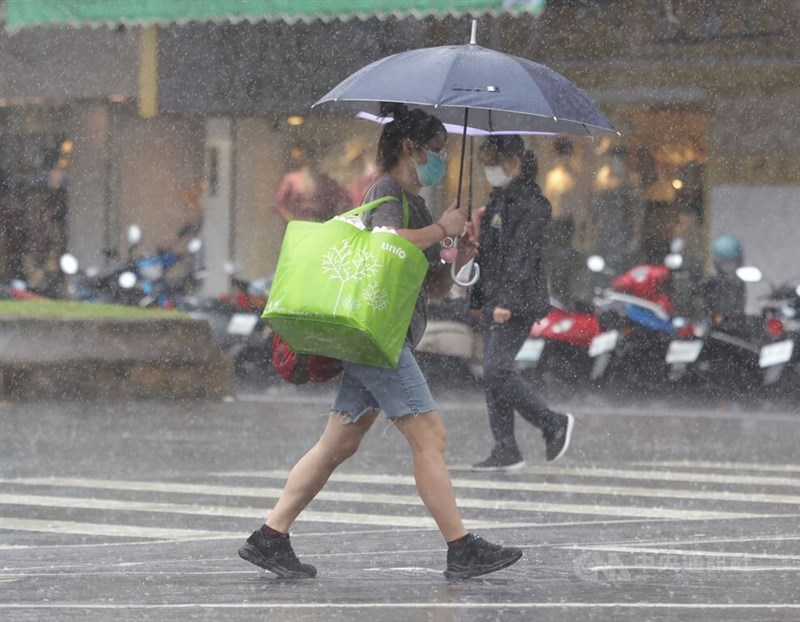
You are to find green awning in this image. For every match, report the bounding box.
[5,0,545,31]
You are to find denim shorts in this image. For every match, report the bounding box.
[331,346,437,422]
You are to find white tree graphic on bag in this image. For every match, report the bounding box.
[322,240,381,316]
[363,282,389,319]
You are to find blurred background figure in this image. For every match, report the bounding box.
[543,137,582,301]
[699,234,747,330]
[639,146,679,265]
[273,141,351,222]
[341,136,379,207]
[589,144,639,280]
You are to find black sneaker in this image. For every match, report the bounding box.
[444,533,523,579]
[471,451,525,471]
[238,528,317,579]
[544,412,574,462]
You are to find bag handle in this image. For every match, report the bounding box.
[338,192,410,228]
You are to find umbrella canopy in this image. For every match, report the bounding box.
[314,40,615,136]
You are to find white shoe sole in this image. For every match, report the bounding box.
[471,460,526,472]
[549,413,574,462]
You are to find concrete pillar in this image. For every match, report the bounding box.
[67,103,111,271]
[202,118,234,296]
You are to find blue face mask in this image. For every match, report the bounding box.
[414,151,446,187]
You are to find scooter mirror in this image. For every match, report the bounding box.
[664,253,683,270]
[118,271,138,289]
[224,260,239,275]
[587,255,606,273]
[735,266,762,283]
[59,253,80,275]
[187,237,203,254]
[669,238,685,254]
[127,224,142,246]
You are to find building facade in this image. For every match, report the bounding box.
[1,0,797,307]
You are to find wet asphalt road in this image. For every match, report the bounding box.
[1,383,798,621]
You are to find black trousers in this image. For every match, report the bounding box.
[481,312,556,456]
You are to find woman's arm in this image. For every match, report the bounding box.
[395,200,465,250]
[396,223,448,250]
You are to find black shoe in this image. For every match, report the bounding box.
[444,533,523,579]
[544,412,574,462]
[471,450,525,471]
[238,528,317,579]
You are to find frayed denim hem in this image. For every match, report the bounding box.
[330,408,378,424]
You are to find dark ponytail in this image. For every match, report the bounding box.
[376,103,446,172]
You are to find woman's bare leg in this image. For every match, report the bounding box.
[266,410,379,533]
[393,410,468,542]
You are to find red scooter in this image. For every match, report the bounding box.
[515,298,610,393]
[516,253,698,395]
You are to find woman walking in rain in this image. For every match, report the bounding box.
[239,107,523,580]
[470,135,574,471]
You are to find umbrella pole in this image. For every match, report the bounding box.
[468,136,474,218]
[456,108,469,213]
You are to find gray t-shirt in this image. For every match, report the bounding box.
[362,175,444,349]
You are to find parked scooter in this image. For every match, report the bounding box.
[0,278,48,301]
[582,250,700,395]
[60,224,202,308]
[515,248,696,396]
[515,297,604,394]
[693,265,798,401]
[759,276,800,402]
[685,235,796,401]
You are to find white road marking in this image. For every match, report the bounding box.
[0,519,240,540]
[0,518,655,553]
[5,495,644,533]
[0,603,798,611]
[446,466,800,488]
[570,534,800,550]
[213,469,800,504]
[223,466,800,489]
[590,565,800,573]
[568,544,800,561]
[1,479,782,521]
[631,460,800,473]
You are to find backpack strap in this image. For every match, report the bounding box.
[338,192,410,228]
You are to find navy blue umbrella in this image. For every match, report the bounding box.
[314,21,614,133]
[314,21,615,208]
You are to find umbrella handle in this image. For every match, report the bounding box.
[451,257,480,287]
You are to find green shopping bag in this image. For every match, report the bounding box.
[262,195,429,368]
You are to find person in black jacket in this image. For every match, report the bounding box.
[469,135,574,470]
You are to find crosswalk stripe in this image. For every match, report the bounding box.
[214,470,800,506]
[630,461,800,473]
[1,602,798,611]
[0,479,788,521]
[0,518,239,540]
[224,466,800,488]
[570,544,800,562]
[445,466,800,488]
[0,494,522,529]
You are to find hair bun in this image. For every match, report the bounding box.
[379,102,410,120]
